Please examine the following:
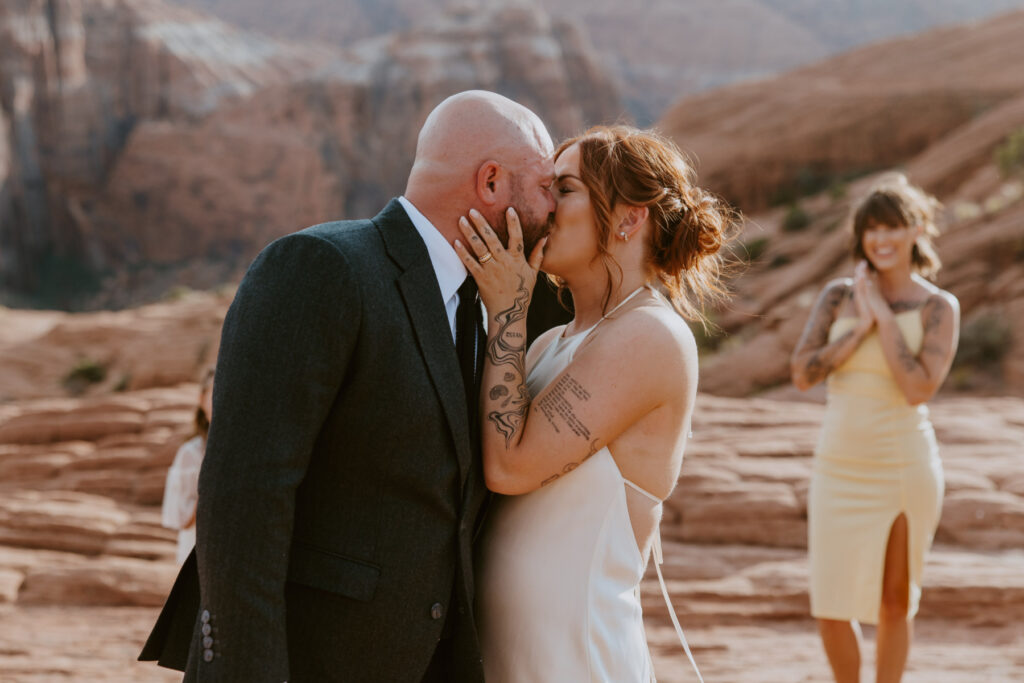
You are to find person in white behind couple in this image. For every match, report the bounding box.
[457,125,736,682]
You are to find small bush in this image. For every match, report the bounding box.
[828,180,848,201]
[692,320,726,352]
[953,313,1013,371]
[163,285,192,302]
[64,358,107,395]
[995,128,1024,177]
[113,373,132,392]
[743,236,770,262]
[782,203,811,232]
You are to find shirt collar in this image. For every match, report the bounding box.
[398,196,467,305]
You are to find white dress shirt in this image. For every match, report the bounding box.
[398,196,469,342]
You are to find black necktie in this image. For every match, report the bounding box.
[455,276,484,447]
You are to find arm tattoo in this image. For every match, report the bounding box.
[919,296,947,358]
[804,329,855,384]
[535,374,593,440]
[890,300,922,313]
[894,335,918,372]
[534,379,600,487]
[485,276,532,447]
[541,461,580,487]
[799,285,848,350]
[486,276,530,370]
[795,284,854,383]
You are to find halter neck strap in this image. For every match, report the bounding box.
[561,284,655,341]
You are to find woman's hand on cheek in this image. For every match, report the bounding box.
[454,207,547,312]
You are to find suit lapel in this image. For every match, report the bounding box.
[374,199,473,481]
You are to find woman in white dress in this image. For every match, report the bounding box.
[162,366,215,564]
[453,126,735,682]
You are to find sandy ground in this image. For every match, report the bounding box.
[1,605,1022,682]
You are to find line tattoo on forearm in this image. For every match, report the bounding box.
[485,276,532,447]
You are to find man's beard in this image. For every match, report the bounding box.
[497,176,555,255]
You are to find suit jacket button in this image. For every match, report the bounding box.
[201,610,210,624]
[202,623,212,636]
[430,603,444,620]
[203,649,214,662]
[203,636,213,649]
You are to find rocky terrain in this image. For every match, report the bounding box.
[0,0,621,310]
[0,0,333,303]
[653,10,1024,398]
[0,290,228,402]
[175,0,1024,125]
[2,5,1023,681]
[658,9,1024,212]
[0,386,1021,681]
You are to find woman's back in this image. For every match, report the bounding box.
[477,308,660,682]
[476,290,699,682]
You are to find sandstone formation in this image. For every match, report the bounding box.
[0,289,229,401]
[0,0,622,310]
[659,9,1024,212]
[655,11,1024,397]
[0,0,331,305]
[176,0,1024,125]
[1,385,1022,680]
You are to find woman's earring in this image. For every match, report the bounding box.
[619,231,628,242]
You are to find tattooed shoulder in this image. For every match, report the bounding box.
[799,279,851,348]
[921,292,958,333]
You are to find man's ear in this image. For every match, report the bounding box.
[475,161,505,206]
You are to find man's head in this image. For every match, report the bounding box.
[405,91,556,253]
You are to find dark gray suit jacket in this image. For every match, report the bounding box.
[141,199,488,682]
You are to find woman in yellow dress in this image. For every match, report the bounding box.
[791,175,960,683]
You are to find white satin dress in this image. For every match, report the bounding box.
[476,289,702,682]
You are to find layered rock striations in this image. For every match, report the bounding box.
[659,11,1024,396]
[658,9,1024,212]
[0,0,330,305]
[176,0,1024,126]
[0,0,622,310]
[1,386,1022,680]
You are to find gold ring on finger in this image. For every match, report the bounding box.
[478,252,494,265]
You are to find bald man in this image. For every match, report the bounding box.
[140,91,557,682]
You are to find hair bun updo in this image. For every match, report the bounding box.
[555,125,738,322]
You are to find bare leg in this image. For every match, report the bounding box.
[818,618,862,683]
[876,513,911,683]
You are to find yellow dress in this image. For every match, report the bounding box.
[808,310,944,624]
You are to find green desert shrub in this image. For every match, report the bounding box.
[742,236,770,262]
[64,358,107,395]
[953,313,1013,371]
[995,127,1024,177]
[782,203,811,232]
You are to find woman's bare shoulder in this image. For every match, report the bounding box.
[583,300,697,371]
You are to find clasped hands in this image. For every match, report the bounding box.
[852,260,892,334]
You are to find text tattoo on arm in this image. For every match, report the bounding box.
[535,374,593,441]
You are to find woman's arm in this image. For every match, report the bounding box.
[791,279,873,390]
[866,284,960,405]
[455,209,684,495]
